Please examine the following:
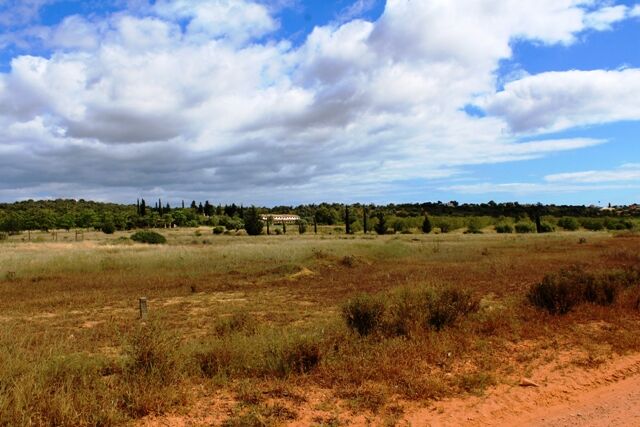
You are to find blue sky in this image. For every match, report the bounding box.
[0,0,639,206]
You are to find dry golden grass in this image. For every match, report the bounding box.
[1,229,640,426]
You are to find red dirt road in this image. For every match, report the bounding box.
[402,353,640,427]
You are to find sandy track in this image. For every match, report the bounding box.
[402,353,640,427]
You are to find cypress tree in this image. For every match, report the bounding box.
[243,206,264,236]
[140,199,147,216]
[422,214,432,234]
[374,212,386,235]
[363,208,368,234]
[345,205,351,234]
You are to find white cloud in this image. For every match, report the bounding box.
[0,0,637,203]
[545,163,640,183]
[583,5,628,31]
[629,4,640,17]
[153,0,277,45]
[482,69,640,134]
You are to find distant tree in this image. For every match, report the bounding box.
[204,200,214,217]
[363,208,368,234]
[190,200,197,210]
[266,216,273,235]
[422,214,432,234]
[298,219,307,234]
[243,206,264,236]
[374,212,387,235]
[345,205,351,234]
[140,199,147,216]
[197,203,204,215]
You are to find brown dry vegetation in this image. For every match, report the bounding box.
[1,228,640,426]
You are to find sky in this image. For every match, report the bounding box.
[0,0,639,206]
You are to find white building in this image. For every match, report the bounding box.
[261,214,301,223]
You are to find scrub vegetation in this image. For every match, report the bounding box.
[1,227,640,425]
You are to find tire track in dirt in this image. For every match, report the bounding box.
[402,353,640,426]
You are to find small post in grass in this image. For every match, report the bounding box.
[139,297,148,320]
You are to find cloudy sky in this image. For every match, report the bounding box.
[0,0,639,206]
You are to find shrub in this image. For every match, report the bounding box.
[101,222,116,234]
[426,287,479,331]
[515,222,536,234]
[580,218,605,231]
[528,267,622,314]
[538,222,555,233]
[344,286,479,336]
[269,335,322,376]
[0,232,7,241]
[342,294,385,336]
[298,220,308,234]
[558,217,580,231]
[213,226,224,235]
[464,218,483,234]
[528,270,584,314]
[214,312,257,336]
[130,230,167,244]
[494,223,513,234]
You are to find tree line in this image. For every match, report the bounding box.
[0,198,635,235]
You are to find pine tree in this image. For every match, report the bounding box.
[190,200,197,210]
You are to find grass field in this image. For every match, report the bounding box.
[1,228,640,426]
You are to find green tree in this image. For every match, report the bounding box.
[243,206,264,236]
[422,214,432,234]
[298,219,307,234]
[374,212,387,235]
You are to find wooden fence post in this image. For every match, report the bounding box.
[139,297,148,319]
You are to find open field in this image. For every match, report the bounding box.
[2,228,640,426]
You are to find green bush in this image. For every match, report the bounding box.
[342,294,385,336]
[464,218,483,234]
[101,223,116,234]
[130,230,167,244]
[580,218,605,231]
[494,223,513,234]
[538,222,555,233]
[213,226,224,235]
[557,217,579,231]
[515,222,536,234]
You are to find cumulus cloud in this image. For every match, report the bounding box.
[482,69,640,134]
[0,0,637,203]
